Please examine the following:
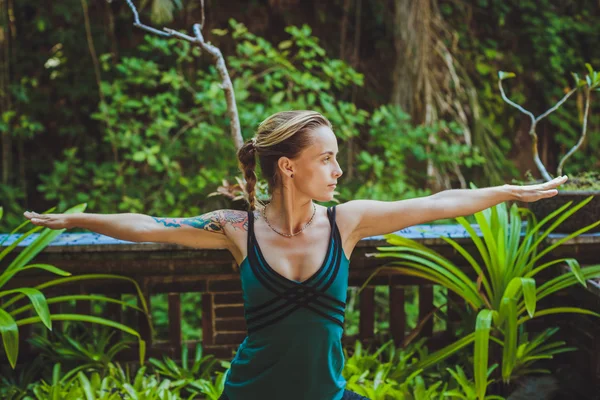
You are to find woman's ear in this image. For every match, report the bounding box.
[277,156,295,178]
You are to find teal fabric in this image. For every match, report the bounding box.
[223,206,350,400]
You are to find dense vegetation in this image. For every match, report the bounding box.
[2,0,599,230]
[1,1,600,399]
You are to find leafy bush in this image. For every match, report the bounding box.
[36,20,484,223]
[370,196,600,398]
[0,205,149,368]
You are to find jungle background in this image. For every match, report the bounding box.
[2,2,600,399]
[1,0,599,230]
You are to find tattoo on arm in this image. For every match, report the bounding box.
[151,210,248,234]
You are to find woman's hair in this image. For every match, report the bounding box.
[237,110,332,210]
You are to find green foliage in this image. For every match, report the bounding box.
[0,356,45,400]
[31,19,486,223]
[444,364,504,400]
[343,339,449,399]
[0,206,149,368]
[30,363,186,400]
[28,323,129,375]
[346,105,485,201]
[444,0,600,181]
[371,196,600,398]
[149,344,225,398]
[1,335,227,400]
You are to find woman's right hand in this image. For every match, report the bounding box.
[23,211,72,230]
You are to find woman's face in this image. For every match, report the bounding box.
[287,125,343,202]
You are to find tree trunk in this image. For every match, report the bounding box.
[391,0,415,120]
[0,0,12,185]
[392,0,443,191]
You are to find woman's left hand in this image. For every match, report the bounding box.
[510,175,569,203]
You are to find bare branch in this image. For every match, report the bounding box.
[162,27,196,42]
[192,23,242,150]
[124,0,243,150]
[498,79,536,124]
[199,0,205,30]
[557,88,591,176]
[499,79,552,181]
[124,0,170,36]
[536,87,577,122]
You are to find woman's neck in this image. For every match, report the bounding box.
[264,190,315,235]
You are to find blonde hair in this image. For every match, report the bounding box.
[237,110,332,210]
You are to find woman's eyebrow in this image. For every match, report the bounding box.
[318,151,336,156]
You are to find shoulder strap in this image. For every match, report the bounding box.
[327,205,337,230]
[247,209,255,250]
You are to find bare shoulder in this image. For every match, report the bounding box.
[334,201,367,246]
[335,201,368,227]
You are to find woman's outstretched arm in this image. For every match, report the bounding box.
[23,210,247,250]
[341,175,569,240]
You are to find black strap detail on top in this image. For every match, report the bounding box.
[244,206,345,334]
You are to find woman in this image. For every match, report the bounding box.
[24,110,567,400]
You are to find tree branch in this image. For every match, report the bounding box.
[557,88,591,176]
[124,0,243,150]
[498,79,559,182]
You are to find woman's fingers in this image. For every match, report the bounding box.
[545,175,568,189]
[516,176,568,203]
[24,211,49,225]
[540,189,559,198]
[24,211,68,229]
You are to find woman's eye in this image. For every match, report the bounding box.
[324,157,330,162]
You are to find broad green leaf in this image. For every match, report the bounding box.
[535,266,600,305]
[0,288,51,330]
[0,309,18,369]
[526,258,577,279]
[0,263,71,290]
[501,277,536,319]
[372,264,480,309]
[566,259,587,288]
[2,273,150,317]
[521,278,536,318]
[518,307,600,325]
[9,294,143,317]
[375,247,478,295]
[77,371,94,400]
[475,310,496,400]
[500,298,517,382]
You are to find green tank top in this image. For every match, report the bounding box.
[223,206,349,400]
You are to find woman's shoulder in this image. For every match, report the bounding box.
[331,202,363,246]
